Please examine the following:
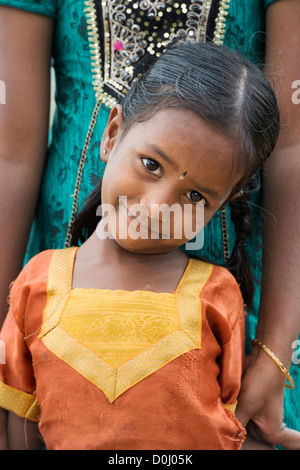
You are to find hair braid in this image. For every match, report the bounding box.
[71,181,102,246]
[225,176,258,307]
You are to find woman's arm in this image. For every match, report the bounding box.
[261,0,300,364]
[236,0,300,449]
[0,6,54,327]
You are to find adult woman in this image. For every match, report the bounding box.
[0,0,299,449]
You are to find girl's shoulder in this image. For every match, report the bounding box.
[11,248,76,300]
[207,263,243,295]
[21,249,57,281]
[189,258,243,302]
[9,249,56,303]
[197,261,245,331]
[22,247,77,277]
[8,248,75,333]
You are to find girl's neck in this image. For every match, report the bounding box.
[83,230,187,267]
[72,231,189,293]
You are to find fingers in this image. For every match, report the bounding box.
[235,353,300,450]
[235,408,250,428]
[260,426,300,450]
[235,388,261,428]
[241,434,275,450]
[249,421,300,450]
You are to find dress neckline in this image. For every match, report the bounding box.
[70,246,192,296]
[40,247,214,403]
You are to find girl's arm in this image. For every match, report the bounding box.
[236,0,300,449]
[0,408,43,450]
[7,412,43,450]
[0,6,53,327]
[0,408,8,450]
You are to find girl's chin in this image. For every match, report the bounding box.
[95,219,186,254]
[111,235,183,255]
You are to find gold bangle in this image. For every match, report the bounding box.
[251,339,295,390]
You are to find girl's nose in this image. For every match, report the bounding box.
[139,186,176,218]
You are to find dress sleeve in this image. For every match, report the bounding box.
[218,306,245,410]
[201,265,245,412]
[0,269,40,422]
[0,0,56,18]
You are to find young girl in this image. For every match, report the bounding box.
[0,43,279,450]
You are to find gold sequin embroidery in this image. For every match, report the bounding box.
[84,0,231,107]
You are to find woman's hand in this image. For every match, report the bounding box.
[236,347,300,450]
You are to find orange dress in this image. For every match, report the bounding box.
[0,247,246,450]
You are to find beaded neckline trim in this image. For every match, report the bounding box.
[84,0,231,108]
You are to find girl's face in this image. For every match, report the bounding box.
[99,105,244,255]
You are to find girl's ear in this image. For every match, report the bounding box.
[100,104,124,162]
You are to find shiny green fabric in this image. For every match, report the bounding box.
[1,0,298,433]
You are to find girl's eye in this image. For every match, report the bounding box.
[142,157,162,177]
[186,190,206,205]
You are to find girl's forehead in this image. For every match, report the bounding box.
[130,109,237,163]
[134,108,230,143]
[124,108,245,192]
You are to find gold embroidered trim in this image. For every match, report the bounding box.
[213,0,231,44]
[40,249,213,402]
[64,101,102,248]
[0,381,40,422]
[39,247,76,337]
[84,0,118,108]
[83,0,231,107]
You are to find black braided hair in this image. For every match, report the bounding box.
[225,175,259,308]
[71,181,102,246]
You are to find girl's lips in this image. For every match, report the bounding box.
[126,207,165,237]
[126,208,150,232]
